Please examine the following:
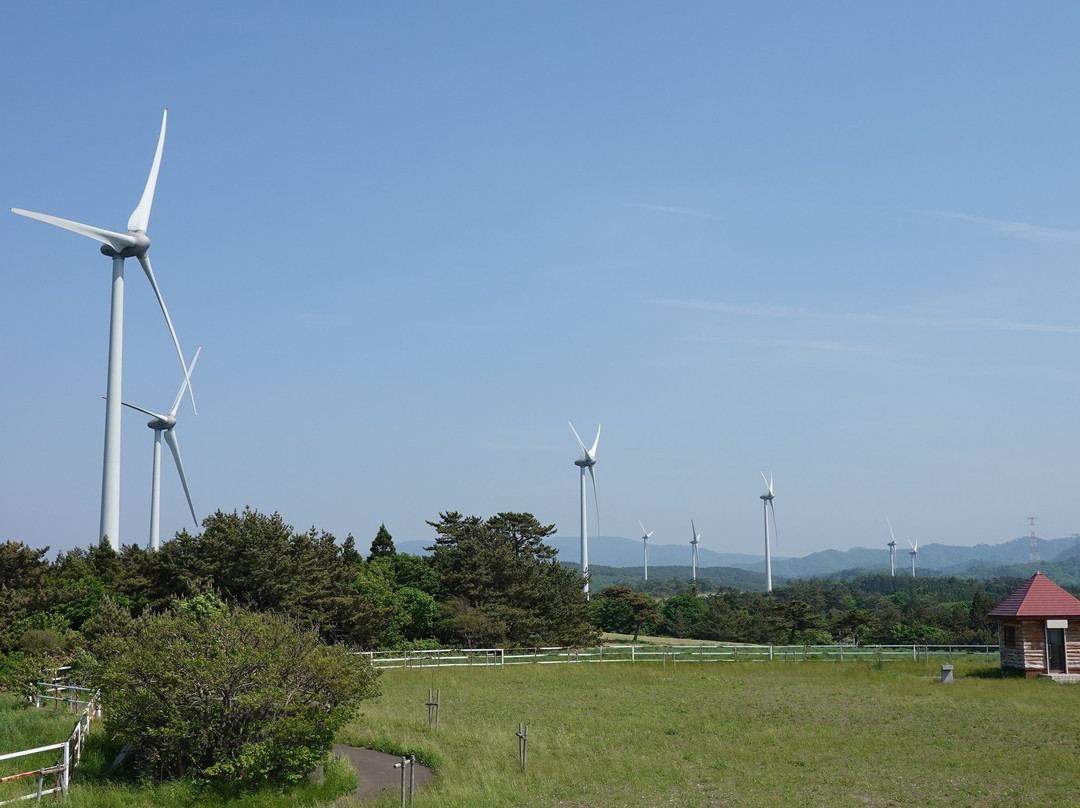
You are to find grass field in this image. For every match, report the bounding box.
[341,658,1080,808]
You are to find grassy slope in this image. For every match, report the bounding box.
[342,659,1080,808]
[0,693,84,803]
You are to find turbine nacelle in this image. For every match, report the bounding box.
[146,414,177,431]
[100,231,150,259]
[760,471,775,501]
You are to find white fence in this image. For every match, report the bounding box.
[0,687,100,805]
[361,643,998,670]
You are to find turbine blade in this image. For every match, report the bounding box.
[138,253,196,414]
[11,208,137,253]
[760,470,770,492]
[588,424,601,457]
[638,520,647,535]
[127,109,167,233]
[169,346,202,417]
[885,516,895,541]
[568,421,588,454]
[769,499,779,549]
[120,401,165,420]
[588,465,600,537]
[163,428,197,527]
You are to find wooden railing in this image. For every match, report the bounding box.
[361,643,999,669]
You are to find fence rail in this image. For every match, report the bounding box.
[0,689,100,805]
[361,643,998,670]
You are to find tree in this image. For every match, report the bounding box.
[369,524,397,560]
[769,600,826,644]
[427,511,597,647]
[591,585,660,641]
[660,592,709,638]
[95,600,379,784]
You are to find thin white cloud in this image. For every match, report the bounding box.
[938,211,1080,243]
[653,299,1080,335]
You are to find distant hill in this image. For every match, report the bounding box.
[395,533,1080,587]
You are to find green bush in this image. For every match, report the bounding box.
[95,602,379,785]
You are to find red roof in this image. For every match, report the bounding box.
[989,572,1080,618]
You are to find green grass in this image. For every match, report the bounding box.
[61,750,357,808]
[341,659,1080,808]
[0,692,86,804]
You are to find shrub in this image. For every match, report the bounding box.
[95,602,379,785]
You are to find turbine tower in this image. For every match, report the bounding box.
[122,347,201,551]
[760,472,778,592]
[569,422,600,598]
[638,520,653,582]
[690,520,701,583]
[907,537,919,577]
[12,110,192,549]
[886,516,897,577]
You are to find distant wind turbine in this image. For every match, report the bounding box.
[12,110,193,549]
[907,537,919,577]
[121,347,201,551]
[760,472,778,592]
[569,422,600,598]
[690,520,701,583]
[638,520,653,582]
[885,516,897,577]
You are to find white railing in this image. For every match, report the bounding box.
[0,690,100,805]
[361,643,998,669]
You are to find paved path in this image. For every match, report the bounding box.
[330,744,434,805]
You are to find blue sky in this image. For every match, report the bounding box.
[3,2,1079,561]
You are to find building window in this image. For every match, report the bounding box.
[1003,626,1016,647]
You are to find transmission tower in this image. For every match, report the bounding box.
[1028,517,1040,570]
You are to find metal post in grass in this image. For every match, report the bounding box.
[427,688,441,731]
[517,723,528,773]
[394,755,415,807]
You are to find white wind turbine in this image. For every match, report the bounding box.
[690,520,701,584]
[569,422,600,598]
[638,520,653,582]
[121,347,201,551]
[907,537,919,577]
[760,472,778,592]
[12,110,192,549]
[885,516,897,577]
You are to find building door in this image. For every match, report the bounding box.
[1047,628,1066,673]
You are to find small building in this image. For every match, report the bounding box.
[988,572,1080,678]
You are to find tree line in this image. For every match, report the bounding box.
[589,573,1022,646]
[0,507,598,687]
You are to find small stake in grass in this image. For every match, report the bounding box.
[426,688,440,731]
[394,755,416,807]
[517,723,529,773]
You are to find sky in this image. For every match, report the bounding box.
[2,2,1080,562]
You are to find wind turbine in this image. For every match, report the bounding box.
[638,520,653,582]
[690,520,701,583]
[886,517,897,577]
[907,537,919,577]
[121,347,201,551]
[569,422,600,598]
[12,110,192,550]
[760,472,778,592]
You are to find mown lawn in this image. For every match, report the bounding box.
[342,658,1080,808]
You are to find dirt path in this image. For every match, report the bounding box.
[329,744,434,805]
